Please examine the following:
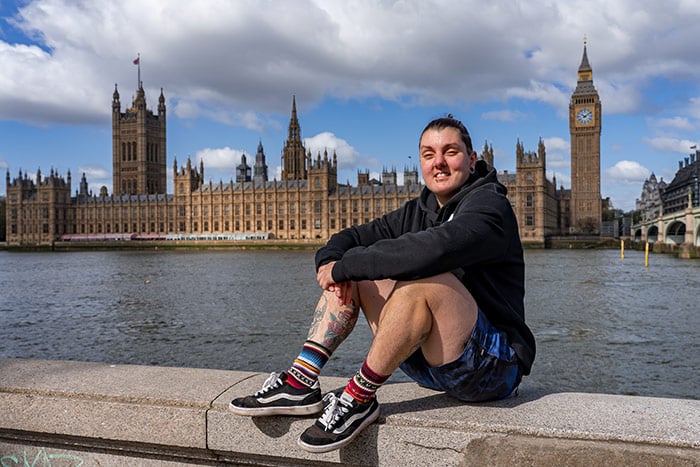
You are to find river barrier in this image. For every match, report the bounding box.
[0,358,698,466]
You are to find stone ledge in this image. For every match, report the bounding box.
[1,358,698,466]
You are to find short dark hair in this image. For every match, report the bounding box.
[420,114,473,153]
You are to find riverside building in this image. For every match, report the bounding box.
[5,44,603,247]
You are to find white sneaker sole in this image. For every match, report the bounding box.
[228,400,323,417]
[296,405,380,453]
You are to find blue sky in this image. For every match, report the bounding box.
[2,1,700,211]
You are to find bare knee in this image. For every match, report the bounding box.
[390,273,478,366]
[357,279,396,333]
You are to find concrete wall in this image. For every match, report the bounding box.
[0,358,698,466]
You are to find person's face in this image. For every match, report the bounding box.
[419,127,476,206]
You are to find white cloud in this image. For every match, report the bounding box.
[643,137,699,154]
[605,160,650,185]
[654,116,694,131]
[3,0,700,127]
[304,132,360,169]
[482,110,527,122]
[542,137,569,153]
[78,165,110,180]
[195,147,245,172]
[542,137,570,169]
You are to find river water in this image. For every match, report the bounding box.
[0,248,697,400]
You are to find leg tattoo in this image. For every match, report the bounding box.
[307,294,359,352]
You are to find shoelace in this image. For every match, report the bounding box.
[254,372,283,397]
[318,393,351,431]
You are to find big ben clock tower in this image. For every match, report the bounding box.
[569,39,602,234]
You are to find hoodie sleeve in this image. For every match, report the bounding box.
[314,198,421,271]
[328,185,518,283]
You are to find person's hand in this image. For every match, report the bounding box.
[317,262,353,306]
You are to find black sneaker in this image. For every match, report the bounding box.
[297,391,380,453]
[229,371,323,416]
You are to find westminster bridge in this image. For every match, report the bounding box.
[632,202,700,251]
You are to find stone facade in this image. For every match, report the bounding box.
[4,45,602,246]
[4,94,421,246]
[636,173,667,222]
[661,151,700,214]
[569,41,603,234]
[496,139,562,243]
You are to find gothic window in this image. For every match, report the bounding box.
[526,194,533,207]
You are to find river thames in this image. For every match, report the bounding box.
[0,248,697,400]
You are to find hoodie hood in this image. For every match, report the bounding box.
[418,160,505,223]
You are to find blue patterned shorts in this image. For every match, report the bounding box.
[399,308,521,402]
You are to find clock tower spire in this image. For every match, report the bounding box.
[569,38,602,234]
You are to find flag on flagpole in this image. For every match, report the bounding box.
[133,54,141,88]
[691,145,697,150]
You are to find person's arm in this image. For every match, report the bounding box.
[331,187,517,283]
[314,199,417,270]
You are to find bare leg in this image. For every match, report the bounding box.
[306,289,360,353]
[362,273,478,375]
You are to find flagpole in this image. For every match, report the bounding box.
[137,53,141,88]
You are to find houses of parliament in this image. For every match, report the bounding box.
[5,44,602,247]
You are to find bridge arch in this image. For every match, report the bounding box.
[647,225,659,243]
[633,228,643,242]
[665,221,686,245]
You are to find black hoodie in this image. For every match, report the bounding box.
[315,160,536,375]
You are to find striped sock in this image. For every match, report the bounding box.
[286,340,331,388]
[344,359,389,403]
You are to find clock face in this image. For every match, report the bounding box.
[576,108,593,124]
